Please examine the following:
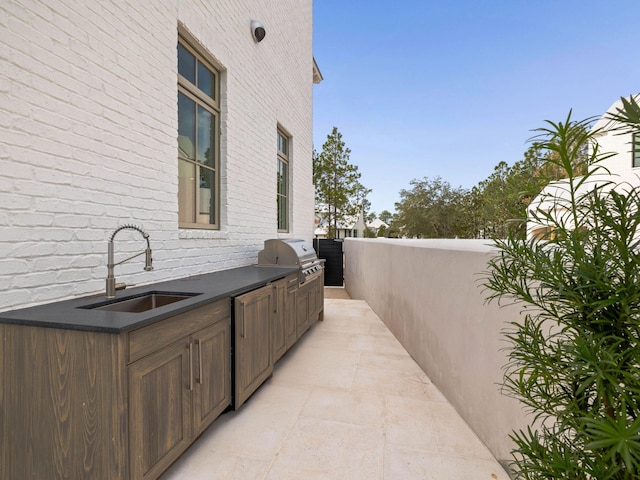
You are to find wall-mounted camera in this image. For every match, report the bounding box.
[250,20,266,43]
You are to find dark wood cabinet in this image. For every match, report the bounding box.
[128,300,231,480]
[1,298,231,480]
[272,278,287,362]
[1,324,129,480]
[315,270,325,321]
[273,274,299,361]
[192,320,232,436]
[0,271,322,480]
[296,282,311,335]
[128,339,192,480]
[284,275,298,350]
[295,273,324,339]
[234,285,273,409]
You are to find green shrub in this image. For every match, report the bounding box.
[484,97,640,479]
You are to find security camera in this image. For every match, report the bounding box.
[251,20,266,43]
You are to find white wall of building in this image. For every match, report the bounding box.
[592,96,639,184]
[344,238,530,465]
[0,0,315,311]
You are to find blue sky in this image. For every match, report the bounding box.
[312,1,640,215]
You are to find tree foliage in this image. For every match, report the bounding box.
[393,177,469,238]
[392,128,589,239]
[313,127,368,238]
[378,210,393,224]
[484,98,640,479]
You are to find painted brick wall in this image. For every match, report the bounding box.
[0,0,315,310]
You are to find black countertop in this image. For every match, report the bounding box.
[0,265,298,334]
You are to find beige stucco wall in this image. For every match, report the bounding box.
[344,238,530,464]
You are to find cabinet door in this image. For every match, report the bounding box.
[296,284,310,338]
[234,285,273,408]
[192,319,231,436]
[308,279,318,324]
[303,274,324,325]
[318,270,325,319]
[273,279,287,362]
[129,341,192,480]
[285,284,298,350]
[284,275,298,350]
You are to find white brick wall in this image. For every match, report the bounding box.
[0,0,315,311]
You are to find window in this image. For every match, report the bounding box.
[277,129,289,232]
[177,36,220,228]
[633,132,640,168]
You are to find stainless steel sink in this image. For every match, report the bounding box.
[81,291,201,313]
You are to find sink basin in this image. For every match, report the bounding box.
[81,291,201,313]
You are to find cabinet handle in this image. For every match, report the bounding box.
[188,342,194,391]
[238,300,245,338]
[273,285,277,313]
[195,338,203,384]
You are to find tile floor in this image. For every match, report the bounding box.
[160,291,510,480]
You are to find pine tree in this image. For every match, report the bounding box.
[313,127,367,238]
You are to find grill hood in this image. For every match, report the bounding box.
[257,239,318,267]
[257,239,324,285]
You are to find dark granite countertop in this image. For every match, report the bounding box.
[0,265,298,334]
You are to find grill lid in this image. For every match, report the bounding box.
[257,239,318,267]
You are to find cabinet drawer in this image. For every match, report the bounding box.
[128,299,230,363]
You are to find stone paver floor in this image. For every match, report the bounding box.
[160,293,510,480]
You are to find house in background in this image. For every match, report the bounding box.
[314,208,364,238]
[1,0,321,312]
[314,206,388,238]
[527,95,640,239]
[368,217,390,236]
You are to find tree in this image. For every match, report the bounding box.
[378,210,393,224]
[471,134,590,240]
[473,156,541,239]
[314,127,368,238]
[363,226,377,238]
[356,185,374,224]
[394,176,469,238]
[484,99,640,479]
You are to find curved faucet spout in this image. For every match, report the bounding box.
[106,225,153,298]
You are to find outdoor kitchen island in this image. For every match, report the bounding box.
[0,264,324,480]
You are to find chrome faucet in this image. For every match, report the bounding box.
[106,225,153,298]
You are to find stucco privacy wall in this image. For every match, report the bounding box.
[1,0,314,311]
[344,238,530,464]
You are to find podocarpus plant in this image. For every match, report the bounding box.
[484,96,640,479]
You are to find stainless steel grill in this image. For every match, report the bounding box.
[257,239,324,285]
